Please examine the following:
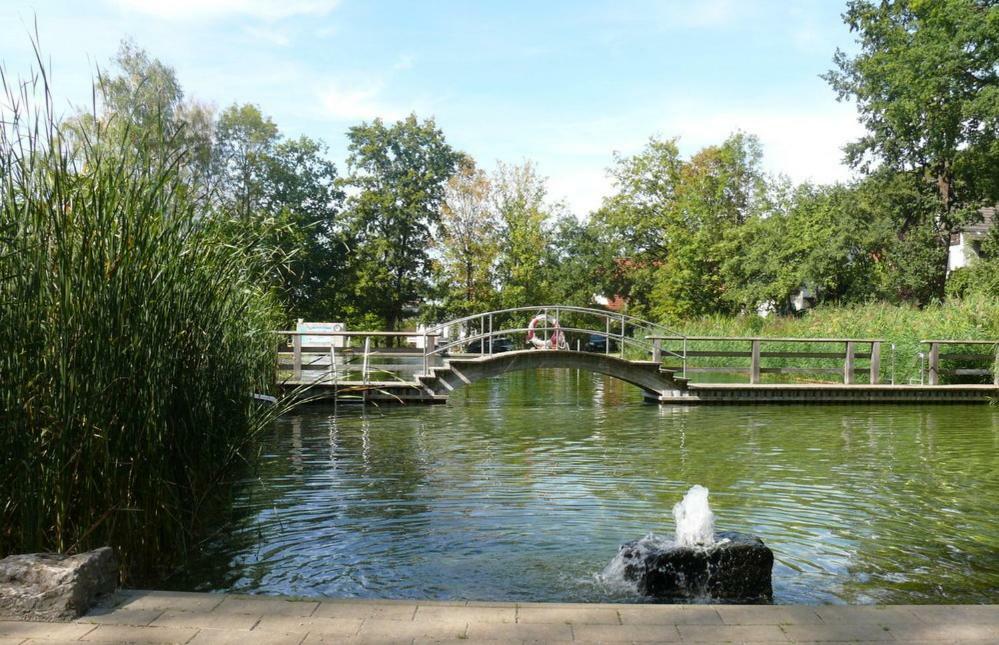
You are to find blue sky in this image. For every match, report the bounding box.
[2,0,864,214]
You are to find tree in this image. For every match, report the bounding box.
[597,133,771,321]
[67,39,214,188]
[492,161,559,307]
[437,159,500,317]
[343,114,462,330]
[213,104,280,220]
[824,0,999,298]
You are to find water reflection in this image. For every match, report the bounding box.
[172,370,999,604]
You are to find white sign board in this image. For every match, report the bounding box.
[297,321,347,348]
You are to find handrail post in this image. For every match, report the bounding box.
[422,332,428,375]
[620,314,625,358]
[293,333,302,382]
[605,316,610,355]
[362,336,371,386]
[993,344,998,386]
[750,339,761,384]
[488,314,493,355]
[928,341,940,385]
[683,337,688,379]
[844,341,855,385]
[869,341,881,385]
[652,337,662,363]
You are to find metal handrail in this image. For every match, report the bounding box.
[423,305,682,339]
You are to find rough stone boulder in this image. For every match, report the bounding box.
[0,547,117,620]
[619,531,773,602]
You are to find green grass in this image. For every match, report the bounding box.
[0,62,285,581]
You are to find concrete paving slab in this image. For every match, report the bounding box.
[516,605,621,624]
[465,621,574,641]
[188,628,306,644]
[781,622,896,641]
[415,605,516,624]
[572,622,681,642]
[313,601,416,621]
[1,592,995,643]
[215,596,319,617]
[618,605,723,625]
[80,623,198,642]
[253,615,363,636]
[116,590,225,613]
[0,621,97,641]
[676,623,790,642]
[715,605,823,625]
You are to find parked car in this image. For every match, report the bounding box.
[584,333,617,353]
[465,335,515,353]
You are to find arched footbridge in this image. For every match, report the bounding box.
[276,305,998,405]
[417,349,684,401]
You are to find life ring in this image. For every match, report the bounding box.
[526,314,564,350]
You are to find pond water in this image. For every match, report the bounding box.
[177,370,998,604]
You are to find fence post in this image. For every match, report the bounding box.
[293,333,302,382]
[605,316,610,355]
[928,342,940,385]
[844,341,855,385]
[750,339,761,384]
[652,337,662,363]
[488,314,493,355]
[869,341,881,385]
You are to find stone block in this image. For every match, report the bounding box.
[0,548,117,621]
[619,531,773,601]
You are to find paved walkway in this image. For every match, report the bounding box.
[0,591,996,643]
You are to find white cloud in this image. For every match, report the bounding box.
[655,101,864,186]
[317,81,405,122]
[108,0,340,21]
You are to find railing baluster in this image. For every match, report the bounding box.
[362,336,371,386]
[293,333,302,382]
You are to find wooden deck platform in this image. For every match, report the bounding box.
[657,383,998,404]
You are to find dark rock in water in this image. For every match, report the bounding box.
[619,531,773,602]
[0,547,118,620]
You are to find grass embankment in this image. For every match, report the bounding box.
[664,298,999,385]
[0,73,281,581]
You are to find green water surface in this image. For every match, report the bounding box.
[178,370,998,604]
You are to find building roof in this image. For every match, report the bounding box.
[965,207,995,236]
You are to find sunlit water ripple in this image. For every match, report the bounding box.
[173,370,999,604]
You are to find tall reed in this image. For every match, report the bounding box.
[0,61,282,580]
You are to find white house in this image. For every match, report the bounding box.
[949,207,995,273]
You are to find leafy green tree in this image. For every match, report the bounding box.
[597,133,771,321]
[213,104,280,220]
[437,159,500,317]
[67,39,214,187]
[491,161,559,307]
[211,106,344,317]
[824,0,999,298]
[343,114,462,330]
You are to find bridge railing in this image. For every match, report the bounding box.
[921,339,999,385]
[648,335,889,384]
[421,305,686,372]
[275,330,437,386]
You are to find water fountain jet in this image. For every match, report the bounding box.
[603,485,773,602]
